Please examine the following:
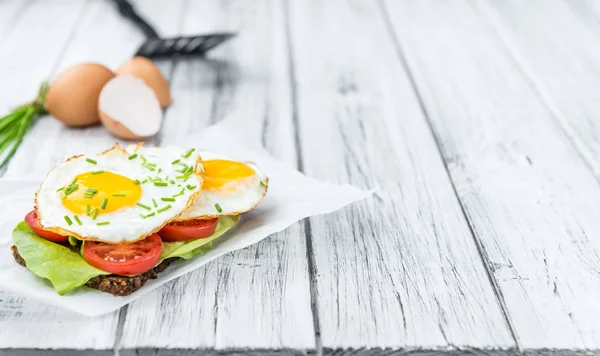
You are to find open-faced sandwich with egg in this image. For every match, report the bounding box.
[10,144,268,296]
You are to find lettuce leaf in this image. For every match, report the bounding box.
[160,215,239,260]
[12,216,239,295]
[12,222,109,295]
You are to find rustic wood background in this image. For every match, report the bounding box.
[2,0,600,355]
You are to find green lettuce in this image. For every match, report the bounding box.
[12,216,239,295]
[160,215,239,260]
[12,222,109,295]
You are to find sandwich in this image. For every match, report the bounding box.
[10,143,268,296]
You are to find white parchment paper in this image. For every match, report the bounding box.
[0,121,371,316]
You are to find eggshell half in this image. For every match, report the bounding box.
[117,56,172,108]
[46,63,115,127]
[98,75,162,140]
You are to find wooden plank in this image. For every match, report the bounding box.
[0,0,29,40]
[0,0,184,352]
[0,1,123,351]
[2,0,186,181]
[0,0,87,176]
[475,0,600,188]
[119,0,315,352]
[383,0,600,350]
[287,0,514,351]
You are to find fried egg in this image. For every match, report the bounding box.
[35,144,203,243]
[176,151,268,221]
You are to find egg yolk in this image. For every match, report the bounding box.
[203,160,256,191]
[61,171,142,215]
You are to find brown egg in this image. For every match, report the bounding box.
[98,75,163,140]
[117,56,171,108]
[45,63,115,127]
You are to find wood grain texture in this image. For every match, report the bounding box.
[383,0,600,350]
[0,1,122,351]
[2,0,186,181]
[0,0,184,352]
[475,0,600,180]
[119,0,315,352]
[287,0,514,351]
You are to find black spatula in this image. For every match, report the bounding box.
[112,0,236,58]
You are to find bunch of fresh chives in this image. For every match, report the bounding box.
[0,82,48,169]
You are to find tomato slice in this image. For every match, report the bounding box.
[24,210,69,243]
[158,218,218,242]
[82,234,162,275]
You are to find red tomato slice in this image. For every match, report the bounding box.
[24,210,69,244]
[158,218,218,242]
[82,234,162,275]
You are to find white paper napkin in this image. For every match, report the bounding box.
[0,121,371,316]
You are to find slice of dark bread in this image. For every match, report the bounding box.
[11,245,176,296]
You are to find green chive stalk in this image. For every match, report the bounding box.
[0,82,49,169]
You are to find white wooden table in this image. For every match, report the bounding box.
[2,0,600,354]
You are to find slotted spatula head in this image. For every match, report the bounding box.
[113,0,236,58]
[135,33,236,58]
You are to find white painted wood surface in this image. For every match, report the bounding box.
[287,0,514,351]
[119,0,315,352]
[2,0,600,354]
[384,0,600,350]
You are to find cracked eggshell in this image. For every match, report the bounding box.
[117,56,172,108]
[98,75,162,140]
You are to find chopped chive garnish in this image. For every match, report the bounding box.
[86,158,97,165]
[184,165,194,175]
[154,182,168,187]
[260,181,266,187]
[158,168,162,173]
[175,175,185,180]
[161,197,175,202]
[152,198,158,208]
[171,159,180,165]
[141,155,147,164]
[69,177,77,185]
[182,148,195,158]
[173,189,185,197]
[215,203,222,213]
[64,215,73,225]
[146,163,156,168]
[147,167,156,172]
[186,184,196,190]
[112,193,126,197]
[157,205,172,213]
[170,180,175,184]
[86,204,91,214]
[74,215,82,226]
[152,177,162,182]
[140,212,156,219]
[101,198,108,210]
[137,202,151,210]
[84,188,97,198]
[56,187,64,192]
[97,221,110,226]
[142,179,148,184]
[134,179,141,185]
[92,209,99,220]
[178,184,182,187]
[128,153,138,160]
[65,184,79,196]
[177,165,187,173]
[92,170,104,175]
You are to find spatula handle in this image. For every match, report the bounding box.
[112,0,160,39]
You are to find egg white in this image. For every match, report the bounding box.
[175,151,268,221]
[36,144,203,243]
